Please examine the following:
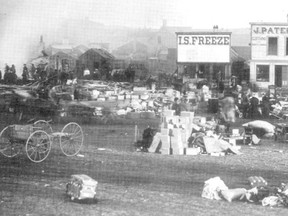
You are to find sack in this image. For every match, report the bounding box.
[242,120,275,134]
[220,188,247,202]
[201,177,228,200]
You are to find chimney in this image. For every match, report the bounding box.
[40,35,43,43]
[213,25,218,31]
[287,14,288,22]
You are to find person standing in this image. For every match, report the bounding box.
[22,64,29,83]
[249,92,260,119]
[30,64,36,80]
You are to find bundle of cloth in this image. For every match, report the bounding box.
[189,134,241,155]
[242,120,275,138]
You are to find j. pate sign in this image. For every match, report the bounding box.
[251,24,288,45]
[177,33,231,63]
[252,25,288,35]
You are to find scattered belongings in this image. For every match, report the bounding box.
[66,174,98,201]
[202,176,288,208]
[248,176,268,187]
[242,120,275,139]
[275,123,288,142]
[136,108,242,156]
[202,177,228,200]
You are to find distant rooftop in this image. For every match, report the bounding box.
[250,22,288,26]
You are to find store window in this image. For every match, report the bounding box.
[256,65,269,82]
[286,38,288,55]
[267,37,278,55]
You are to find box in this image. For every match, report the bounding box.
[133,87,147,92]
[161,148,171,155]
[66,174,98,200]
[163,116,179,127]
[232,129,240,136]
[170,129,184,155]
[105,91,114,96]
[185,147,201,155]
[161,128,169,135]
[162,110,175,117]
[160,134,171,149]
[117,95,125,100]
[97,97,106,102]
[108,96,117,101]
[131,95,140,99]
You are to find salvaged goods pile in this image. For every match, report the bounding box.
[202,176,288,208]
[0,79,202,120]
[138,109,242,156]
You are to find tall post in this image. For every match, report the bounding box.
[209,64,214,83]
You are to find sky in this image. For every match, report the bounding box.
[0,0,288,73]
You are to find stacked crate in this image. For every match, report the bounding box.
[160,110,194,155]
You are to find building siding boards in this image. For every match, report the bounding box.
[77,48,114,77]
[49,51,77,72]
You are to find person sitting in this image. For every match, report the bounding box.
[171,97,181,116]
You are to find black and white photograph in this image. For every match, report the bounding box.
[1,0,288,215]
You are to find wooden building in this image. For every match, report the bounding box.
[77,48,115,78]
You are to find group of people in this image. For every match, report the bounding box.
[227,77,273,120]
[0,63,77,87]
[82,67,136,83]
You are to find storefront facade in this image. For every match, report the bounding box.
[176,32,232,83]
[250,22,288,88]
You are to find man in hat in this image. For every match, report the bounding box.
[249,92,261,119]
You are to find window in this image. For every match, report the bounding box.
[286,38,288,55]
[267,37,278,55]
[256,65,269,82]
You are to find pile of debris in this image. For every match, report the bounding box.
[202,176,288,208]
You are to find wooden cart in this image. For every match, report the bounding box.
[0,120,84,163]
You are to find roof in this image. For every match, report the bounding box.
[114,41,148,55]
[231,46,251,61]
[250,22,288,26]
[51,44,73,50]
[74,45,89,52]
[50,51,77,59]
[176,31,232,35]
[81,48,115,59]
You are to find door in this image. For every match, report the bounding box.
[282,66,288,86]
[275,65,282,87]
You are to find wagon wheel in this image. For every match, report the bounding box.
[33,120,53,134]
[60,122,83,156]
[26,130,51,163]
[0,126,22,158]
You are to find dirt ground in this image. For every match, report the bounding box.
[1,113,288,216]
